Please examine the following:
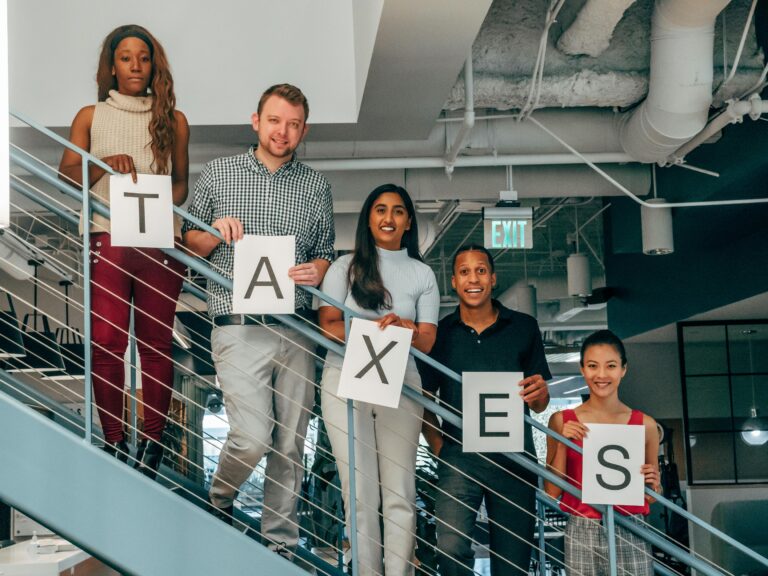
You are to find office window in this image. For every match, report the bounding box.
[679,321,768,485]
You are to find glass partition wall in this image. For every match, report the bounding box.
[679,321,768,484]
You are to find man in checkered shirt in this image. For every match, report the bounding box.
[183,84,334,556]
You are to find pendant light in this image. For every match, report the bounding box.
[641,166,674,255]
[567,207,591,297]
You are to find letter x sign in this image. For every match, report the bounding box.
[337,318,413,408]
[109,174,174,248]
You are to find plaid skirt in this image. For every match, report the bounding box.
[564,515,653,576]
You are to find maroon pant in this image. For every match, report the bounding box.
[90,233,185,443]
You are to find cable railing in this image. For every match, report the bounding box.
[6,109,768,576]
[9,153,577,575]
[1,115,744,572]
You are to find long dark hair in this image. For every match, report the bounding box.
[348,184,422,311]
[96,24,177,175]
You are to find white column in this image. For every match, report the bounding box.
[1,0,9,229]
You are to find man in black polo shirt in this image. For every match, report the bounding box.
[421,244,550,575]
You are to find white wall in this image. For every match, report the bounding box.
[352,0,384,111]
[8,0,369,126]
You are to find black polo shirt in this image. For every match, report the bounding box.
[419,301,552,454]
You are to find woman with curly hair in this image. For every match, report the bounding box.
[59,24,189,478]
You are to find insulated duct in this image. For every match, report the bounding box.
[619,0,731,163]
[558,0,636,57]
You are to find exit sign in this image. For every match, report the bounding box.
[483,206,533,249]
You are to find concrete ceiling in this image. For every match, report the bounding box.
[445,0,764,112]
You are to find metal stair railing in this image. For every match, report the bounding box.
[0,370,309,576]
[0,208,345,575]
[9,109,768,576]
[9,111,760,576]
[8,153,349,573]
[0,285,345,576]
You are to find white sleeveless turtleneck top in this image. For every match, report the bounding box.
[84,90,177,235]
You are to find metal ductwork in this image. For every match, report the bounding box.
[620,0,731,163]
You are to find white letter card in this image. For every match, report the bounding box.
[337,318,412,408]
[109,174,174,248]
[232,235,295,315]
[462,372,524,453]
[582,423,645,507]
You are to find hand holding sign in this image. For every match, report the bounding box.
[337,318,412,408]
[232,235,295,314]
[109,174,174,248]
[582,424,645,506]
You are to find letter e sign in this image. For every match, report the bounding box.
[582,424,645,506]
[337,318,412,408]
[462,372,524,453]
[232,235,295,314]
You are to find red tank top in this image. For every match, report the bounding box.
[559,408,650,518]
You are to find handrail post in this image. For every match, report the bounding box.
[82,161,92,444]
[344,312,359,576]
[537,477,546,575]
[606,506,617,576]
[129,311,138,447]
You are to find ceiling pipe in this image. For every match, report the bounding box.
[669,93,768,163]
[444,50,475,176]
[305,152,633,172]
[557,0,636,57]
[619,0,731,164]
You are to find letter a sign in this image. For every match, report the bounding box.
[582,424,645,506]
[233,235,295,314]
[109,174,174,248]
[337,318,412,408]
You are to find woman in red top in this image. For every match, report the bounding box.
[545,330,660,576]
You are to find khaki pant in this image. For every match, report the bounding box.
[209,324,315,551]
[321,358,423,576]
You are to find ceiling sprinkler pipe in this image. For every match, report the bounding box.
[445,51,476,175]
[306,152,634,172]
[670,94,768,163]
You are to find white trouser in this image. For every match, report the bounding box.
[321,359,424,576]
[209,324,315,551]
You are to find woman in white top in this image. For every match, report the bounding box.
[59,25,189,478]
[319,184,440,576]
